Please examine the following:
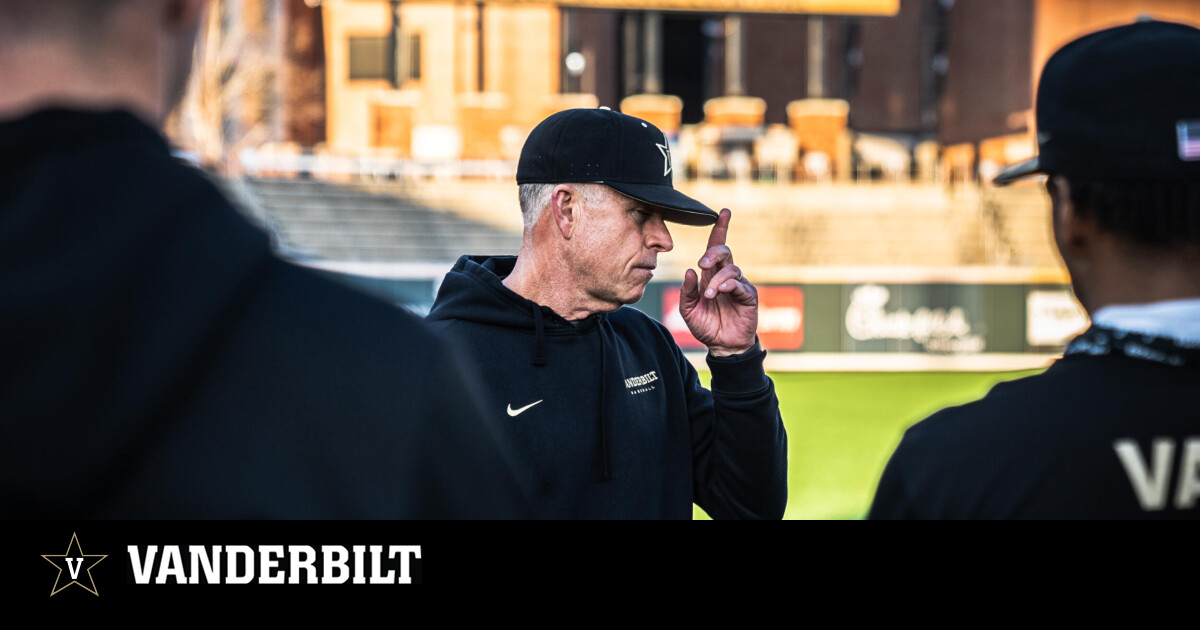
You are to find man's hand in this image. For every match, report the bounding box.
[679,209,758,357]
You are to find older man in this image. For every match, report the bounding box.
[427,108,788,519]
[0,0,526,518]
[870,20,1200,519]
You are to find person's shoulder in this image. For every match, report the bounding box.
[72,122,217,198]
[878,356,1185,519]
[908,362,1078,439]
[194,254,460,423]
[254,259,445,359]
[198,262,523,518]
[917,353,1196,456]
[872,374,1041,520]
[888,365,1078,478]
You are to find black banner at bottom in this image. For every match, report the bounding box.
[7,519,784,608]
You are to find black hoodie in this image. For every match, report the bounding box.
[427,255,788,519]
[0,110,527,518]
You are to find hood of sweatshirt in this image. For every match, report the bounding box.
[428,255,624,482]
[428,255,608,367]
[0,109,272,515]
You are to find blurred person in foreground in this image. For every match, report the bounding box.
[426,108,787,519]
[0,0,527,518]
[870,20,1200,520]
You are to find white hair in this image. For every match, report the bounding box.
[518,183,614,229]
[518,183,554,229]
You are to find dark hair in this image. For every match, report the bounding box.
[1066,178,1200,249]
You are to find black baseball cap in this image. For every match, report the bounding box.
[995,19,1200,186]
[516,108,719,226]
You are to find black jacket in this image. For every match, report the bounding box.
[0,109,527,518]
[426,255,788,519]
[869,326,1200,519]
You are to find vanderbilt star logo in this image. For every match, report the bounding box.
[506,400,543,417]
[656,142,673,177]
[42,533,107,596]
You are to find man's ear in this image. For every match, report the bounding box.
[549,184,577,240]
[1050,175,1092,255]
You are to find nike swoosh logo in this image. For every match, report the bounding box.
[506,400,544,417]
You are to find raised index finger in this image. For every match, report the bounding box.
[707,208,732,249]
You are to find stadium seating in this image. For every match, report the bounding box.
[234,178,523,262]
[223,176,1060,273]
[982,183,1059,267]
[654,182,985,272]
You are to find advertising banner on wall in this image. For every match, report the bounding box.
[642,281,1061,355]
[661,285,805,351]
[314,270,1079,356]
[1026,289,1089,347]
[841,283,987,354]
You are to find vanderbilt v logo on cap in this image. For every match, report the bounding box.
[517,108,718,226]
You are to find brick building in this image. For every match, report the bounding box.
[180,0,1200,179]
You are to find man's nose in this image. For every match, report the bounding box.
[647,214,674,252]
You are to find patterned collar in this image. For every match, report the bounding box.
[1065,325,1200,367]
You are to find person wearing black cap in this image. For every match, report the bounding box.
[427,108,788,519]
[869,19,1200,519]
[0,0,527,518]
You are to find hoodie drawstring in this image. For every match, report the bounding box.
[529,305,611,481]
[531,306,547,367]
[597,320,612,481]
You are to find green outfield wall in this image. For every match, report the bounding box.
[312,269,1089,358]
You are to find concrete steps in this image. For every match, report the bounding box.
[226,177,1063,273]
[984,185,1060,267]
[237,178,523,262]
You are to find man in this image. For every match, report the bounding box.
[427,108,788,519]
[0,0,527,518]
[869,19,1200,519]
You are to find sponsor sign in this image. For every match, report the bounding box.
[1027,290,1089,346]
[756,286,805,350]
[662,285,804,351]
[842,284,987,354]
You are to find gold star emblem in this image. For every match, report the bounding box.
[42,533,107,596]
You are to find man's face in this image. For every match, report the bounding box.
[568,186,675,310]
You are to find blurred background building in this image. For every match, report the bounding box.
[174,0,1200,181]
[168,0,1200,364]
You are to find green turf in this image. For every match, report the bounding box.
[693,369,1044,520]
